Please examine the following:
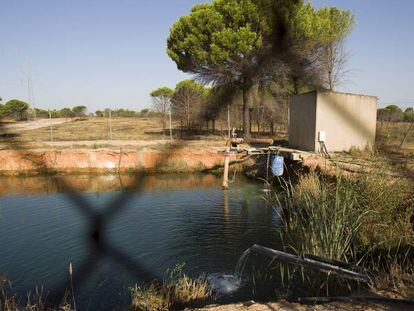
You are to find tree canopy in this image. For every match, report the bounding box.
[72,105,87,117]
[150,87,175,132]
[172,80,208,131]
[167,0,275,85]
[3,99,29,120]
[150,87,174,99]
[0,104,7,118]
[315,7,355,44]
[167,0,284,137]
[167,0,354,137]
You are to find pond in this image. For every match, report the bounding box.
[0,173,282,310]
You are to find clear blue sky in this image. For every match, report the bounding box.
[0,0,413,112]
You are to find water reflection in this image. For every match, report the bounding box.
[0,173,220,196]
[0,173,282,309]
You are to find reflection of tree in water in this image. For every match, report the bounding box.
[0,173,221,196]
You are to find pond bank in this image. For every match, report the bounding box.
[0,141,358,178]
[0,146,247,176]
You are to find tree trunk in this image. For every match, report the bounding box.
[212,119,215,134]
[162,115,166,135]
[249,108,253,135]
[327,43,334,91]
[242,83,256,139]
[292,76,299,95]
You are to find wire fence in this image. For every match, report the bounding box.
[0,119,194,307]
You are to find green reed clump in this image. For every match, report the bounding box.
[276,172,365,262]
[273,170,414,266]
[262,169,414,297]
[131,263,212,311]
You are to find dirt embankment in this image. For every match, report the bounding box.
[0,145,237,176]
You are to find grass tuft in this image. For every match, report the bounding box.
[0,288,73,311]
[131,263,212,311]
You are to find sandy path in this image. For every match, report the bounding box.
[0,118,70,134]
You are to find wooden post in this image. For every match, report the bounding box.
[117,147,123,174]
[109,109,113,141]
[227,104,231,140]
[222,145,230,189]
[49,109,53,142]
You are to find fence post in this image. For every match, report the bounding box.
[49,109,53,142]
[109,109,113,141]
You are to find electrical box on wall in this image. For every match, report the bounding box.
[318,131,326,143]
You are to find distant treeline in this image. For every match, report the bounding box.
[94,108,161,118]
[150,81,288,136]
[0,99,160,121]
[378,105,414,124]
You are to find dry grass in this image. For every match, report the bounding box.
[326,122,414,180]
[376,122,414,178]
[0,116,288,146]
[131,264,212,311]
[9,117,171,142]
[370,264,414,301]
[0,288,73,311]
[0,117,231,152]
[376,122,414,152]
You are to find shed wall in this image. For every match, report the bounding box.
[315,92,377,152]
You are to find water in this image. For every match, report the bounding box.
[234,248,253,279]
[0,173,282,309]
[207,248,252,296]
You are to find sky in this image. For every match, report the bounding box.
[0,0,413,112]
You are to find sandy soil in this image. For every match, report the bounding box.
[196,299,412,311]
[0,118,70,134]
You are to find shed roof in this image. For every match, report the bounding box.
[291,90,378,100]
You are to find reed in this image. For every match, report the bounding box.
[266,168,414,294]
[131,263,212,311]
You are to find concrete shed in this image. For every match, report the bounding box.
[289,90,378,152]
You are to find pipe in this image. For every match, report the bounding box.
[251,245,371,283]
